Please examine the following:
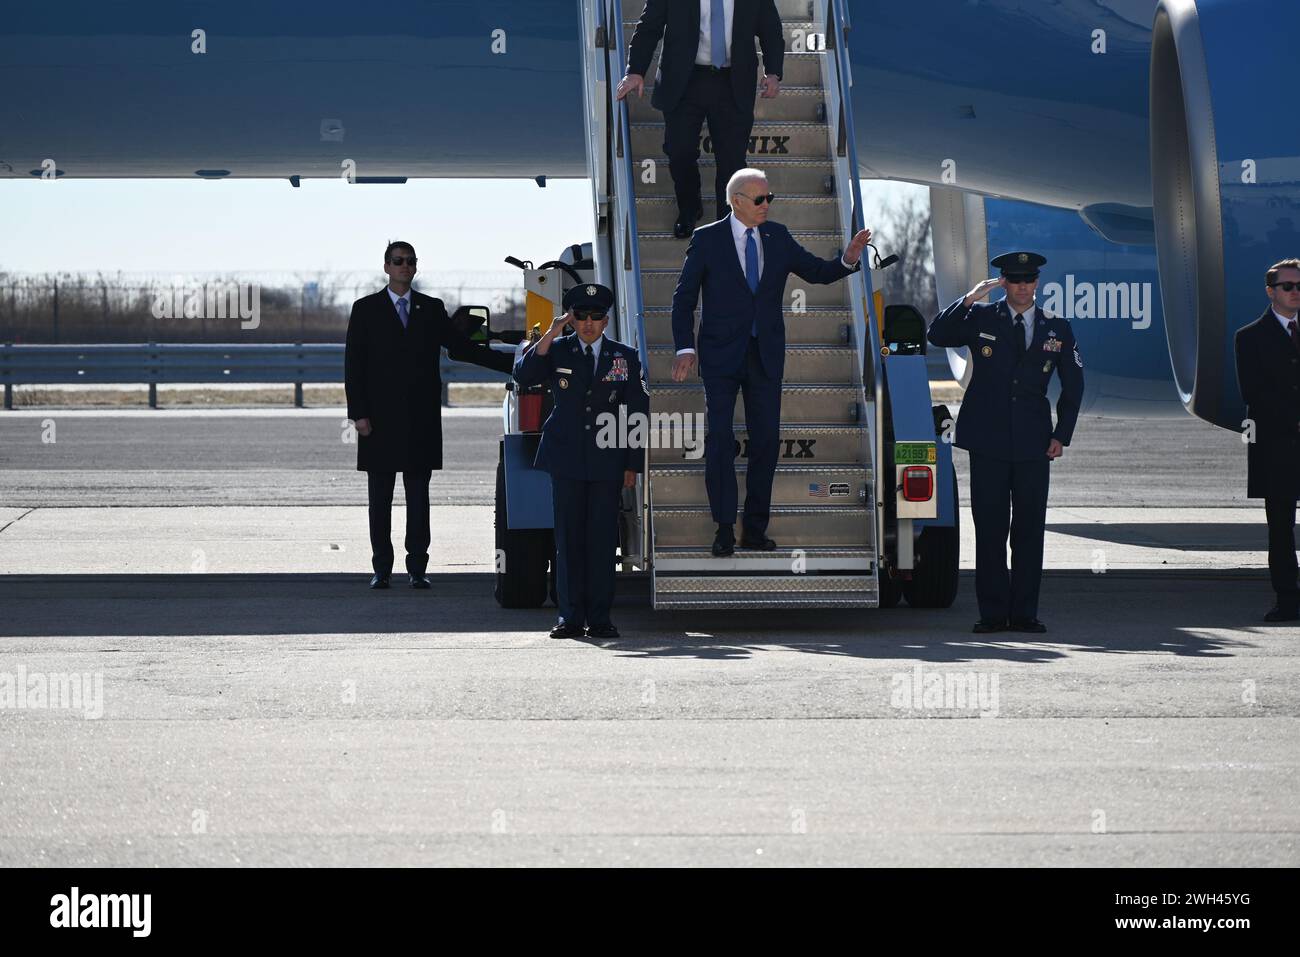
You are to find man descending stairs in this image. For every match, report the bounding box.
[619,0,881,609]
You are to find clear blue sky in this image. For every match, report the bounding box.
[0,177,919,275]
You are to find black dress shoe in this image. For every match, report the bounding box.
[1264,605,1300,622]
[587,623,620,639]
[549,622,585,640]
[408,574,431,589]
[739,534,777,551]
[369,574,390,589]
[1009,618,1048,634]
[971,619,1005,634]
[711,528,735,557]
[673,206,703,238]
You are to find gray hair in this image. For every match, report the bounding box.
[726,168,768,203]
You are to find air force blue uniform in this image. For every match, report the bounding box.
[514,332,649,630]
[927,296,1084,624]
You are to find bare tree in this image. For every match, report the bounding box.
[873,192,938,319]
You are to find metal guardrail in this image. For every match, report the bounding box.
[0,342,511,409]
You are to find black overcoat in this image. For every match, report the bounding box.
[1235,308,1300,500]
[344,288,512,472]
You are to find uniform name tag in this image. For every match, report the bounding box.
[978,332,997,341]
[556,367,573,374]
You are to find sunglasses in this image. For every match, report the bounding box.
[387,256,417,266]
[1003,275,1038,285]
[573,311,608,322]
[1271,281,1300,292]
[739,192,775,205]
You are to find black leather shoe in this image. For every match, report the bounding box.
[1264,605,1300,622]
[549,622,585,640]
[972,619,1005,634]
[1009,618,1048,634]
[408,574,431,589]
[673,206,703,238]
[369,574,390,589]
[739,534,777,551]
[712,528,735,557]
[587,623,620,639]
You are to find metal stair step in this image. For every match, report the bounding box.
[637,229,846,268]
[631,120,831,162]
[644,307,853,346]
[639,268,851,308]
[652,504,872,548]
[651,463,870,507]
[647,343,856,383]
[635,194,842,233]
[630,84,827,123]
[651,382,864,424]
[655,574,874,594]
[649,422,869,465]
[632,158,837,198]
[653,544,874,574]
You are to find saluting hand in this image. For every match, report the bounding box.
[534,310,573,356]
[963,278,1001,308]
[843,228,872,265]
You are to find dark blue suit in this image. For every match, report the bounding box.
[671,214,857,535]
[928,297,1084,622]
[514,333,649,628]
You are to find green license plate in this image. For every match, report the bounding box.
[893,442,936,466]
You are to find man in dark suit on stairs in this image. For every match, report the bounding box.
[1235,257,1300,622]
[669,168,872,556]
[344,240,514,590]
[617,0,785,237]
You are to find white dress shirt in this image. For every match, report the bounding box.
[695,0,734,67]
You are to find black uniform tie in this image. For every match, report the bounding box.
[1290,319,1299,355]
[1014,314,1027,361]
[584,343,595,378]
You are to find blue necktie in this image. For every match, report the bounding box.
[397,297,409,329]
[745,227,759,336]
[711,0,727,67]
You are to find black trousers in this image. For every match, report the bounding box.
[552,477,622,628]
[703,337,782,536]
[968,451,1050,623]
[662,67,752,220]
[1264,494,1299,606]
[367,469,432,577]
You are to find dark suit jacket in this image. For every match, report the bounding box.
[927,298,1084,462]
[626,0,784,117]
[513,333,650,481]
[1235,308,1300,499]
[671,214,856,380]
[344,288,512,472]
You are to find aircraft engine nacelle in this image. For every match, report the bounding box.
[1150,0,1300,429]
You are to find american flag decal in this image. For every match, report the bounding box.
[808,482,829,498]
